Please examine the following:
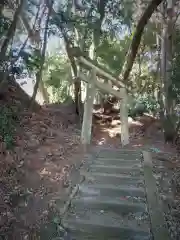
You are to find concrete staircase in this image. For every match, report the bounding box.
[62,148,167,240]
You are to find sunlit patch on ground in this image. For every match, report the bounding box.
[97,138,106,145]
[132,144,143,147]
[93,115,146,146]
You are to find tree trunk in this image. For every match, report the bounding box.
[65,42,82,116]
[21,14,40,43]
[0,0,24,90]
[74,78,82,115]
[0,2,5,16]
[20,4,49,104]
[119,0,163,83]
[39,79,49,103]
[160,1,175,143]
[0,0,25,58]
[166,0,173,114]
[81,39,97,145]
[30,1,53,109]
[160,21,167,121]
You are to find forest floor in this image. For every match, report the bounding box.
[0,98,180,239]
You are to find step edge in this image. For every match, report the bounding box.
[91,165,142,170]
[89,172,144,179]
[63,219,150,234]
[72,197,146,208]
[79,184,145,192]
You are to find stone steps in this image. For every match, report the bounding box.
[95,158,141,166]
[96,154,142,160]
[90,164,143,176]
[96,149,141,158]
[78,183,145,198]
[85,172,144,187]
[63,226,150,240]
[63,211,150,239]
[72,196,147,214]
[62,148,150,240]
[65,231,150,240]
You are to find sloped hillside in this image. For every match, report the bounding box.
[0,79,82,239]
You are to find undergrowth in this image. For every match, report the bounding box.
[0,105,18,149]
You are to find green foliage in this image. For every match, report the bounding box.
[128,94,158,117]
[0,15,11,37]
[21,48,41,72]
[97,36,130,75]
[171,30,180,102]
[0,106,18,149]
[43,54,73,102]
[136,95,158,112]
[142,24,157,51]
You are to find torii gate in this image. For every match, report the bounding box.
[72,51,129,147]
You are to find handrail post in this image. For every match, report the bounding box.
[120,88,129,146]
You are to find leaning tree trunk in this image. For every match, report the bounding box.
[30,1,53,109]
[64,1,83,117]
[119,0,163,83]
[0,0,25,90]
[20,5,49,104]
[0,0,25,58]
